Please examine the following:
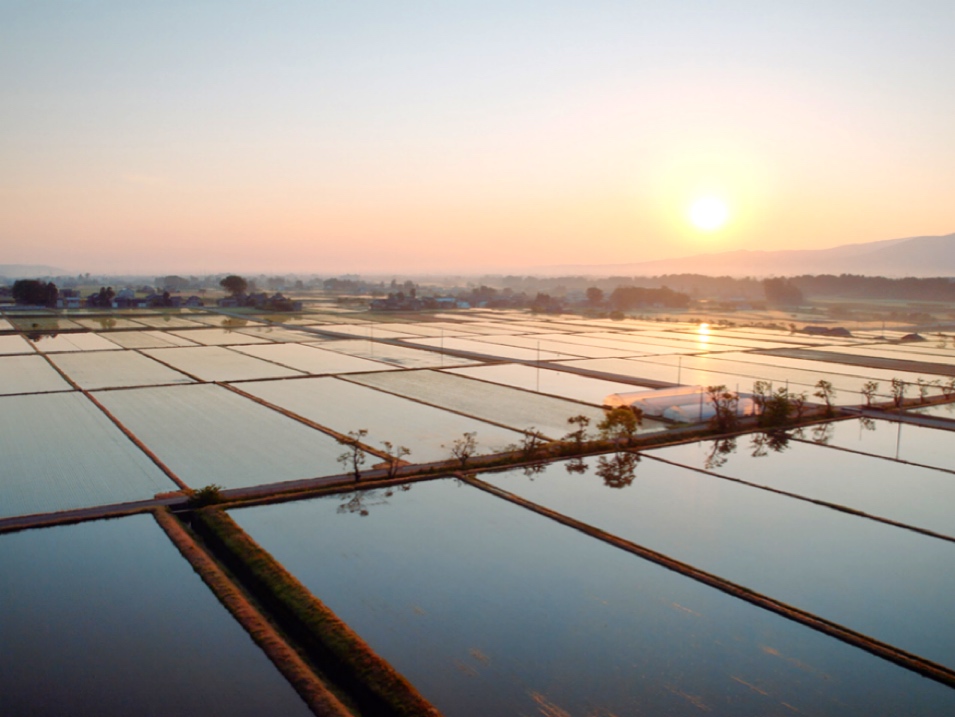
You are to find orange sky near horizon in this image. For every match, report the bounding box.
[2,2,953,275]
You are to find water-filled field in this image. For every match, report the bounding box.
[74,317,148,330]
[911,402,955,420]
[349,369,621,438]
[239,376,523,462]
[231,342,397,375]
[100,329,200,349]
[232,479,955,717]
[140,346,305,382]
[0,334,32,354]
[166,328,272,346]
[317,338,479,368]
[403,336,582,362]
[446,363,648,404]
[28,332,121,352]
[646,429,955,537]
[0,355,73,395]
[0,515,313,717]
[819,417,955,470]
[93,383,344,489]
[0,392,175,518]
[133,315,206,329]
[479,457,955,670]
[458,334,636,358]
[49,350,195,390]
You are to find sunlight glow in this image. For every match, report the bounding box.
[688,197,730,231]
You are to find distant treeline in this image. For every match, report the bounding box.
[471,273,955,303]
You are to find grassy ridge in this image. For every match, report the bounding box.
[153,508,351,717]
[194,507,442,717]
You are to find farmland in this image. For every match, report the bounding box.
[3,302,955,715]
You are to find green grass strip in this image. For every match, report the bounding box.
[154,508,351,717]
[194,507,442,717]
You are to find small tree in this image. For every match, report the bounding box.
[586,287,604,306]
[790,391,808,421]
[814,379,836,417]
[751,380,773,417]
[337,429,368,480]
[563,415,592,453]
[759,387,793,428]
[597,406,643,446]
[706,385,739,433]
[447,431,477,469]
[890,378,907,408]
[943,377,955,400]
[517,428,548,461]
[916,378,931,404]
[189,483,224,507]
[380,441,411,479]
[861,380,879,407]
[219,274,248,297]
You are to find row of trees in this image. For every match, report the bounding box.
[12,280,58,307]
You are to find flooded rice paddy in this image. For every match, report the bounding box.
[0,392,176,517]
[0,515,312,717]
[4,306,955,714]
[479,456,955,671]
[93,383,345,489]
[233,478,955,717]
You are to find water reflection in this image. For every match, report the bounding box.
[810,422,834,445]
[564,457,588,474]
[337,483,412,517]
[595,451,640,488]
[704,436,736,470]
[749,430,791,458]
[26,330,58,342]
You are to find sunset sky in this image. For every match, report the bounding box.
[2,1,953,275]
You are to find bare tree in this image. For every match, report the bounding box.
[337,429,368,481]
[814,379,836,416]
[446,432,478,469]
[861,380,879,407]
[380,440,411,479]
[890,378,907,408]
[706,385,739,432]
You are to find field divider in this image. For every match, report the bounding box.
[642,453,955,544]
[462,472,955,690]
[190,507,443,717]
[152,508,353,717]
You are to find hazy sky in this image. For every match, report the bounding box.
[2,1,953,275]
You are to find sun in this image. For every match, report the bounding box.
[688,196,730,232]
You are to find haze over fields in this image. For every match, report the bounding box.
[2,2,953,275]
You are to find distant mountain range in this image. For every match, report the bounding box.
[536,233,955,278]
[0,264,65,279]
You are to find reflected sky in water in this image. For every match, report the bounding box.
[0,514,311,717]
[234,478,955,716]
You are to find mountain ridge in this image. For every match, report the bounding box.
[533,233,955,278]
